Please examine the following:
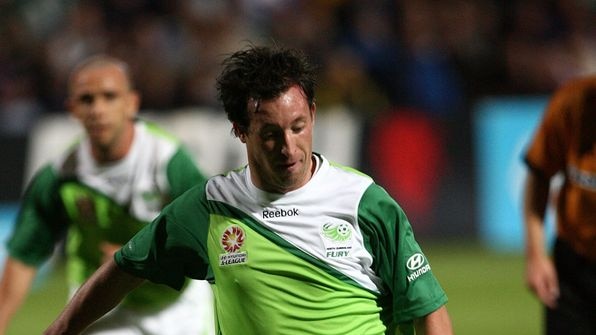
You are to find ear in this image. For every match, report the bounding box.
[66,97,82,121]
[239,133,247,143]
[126,90,140,119]
[310,102,316,125]
[233,122,248,143]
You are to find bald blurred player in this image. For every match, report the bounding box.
[0,55,214,335]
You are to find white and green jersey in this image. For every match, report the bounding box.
[7,120,207,310]
[116,153,447,334]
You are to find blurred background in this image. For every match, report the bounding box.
[1,0,595,334]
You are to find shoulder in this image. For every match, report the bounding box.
[163,179,211,224]
[138,119,180,143]
[19,163,63,209]
[559,75,596,93]
[320,154,373,185]
[27,163,60,189]
[314,155,375,202]
[205,166,247,200]
[548,76,596,116]
[135,119,186,164]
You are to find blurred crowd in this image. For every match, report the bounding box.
[1,0,595,237]
[1,0,595,136]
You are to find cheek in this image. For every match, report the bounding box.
[126,102,138,119]
[250,136,276,152]
[262,140,277,152]
[112,102,133,123]
[125,94,139,118]
[71,110,84,122]
[297,132,313,149]
[69,105,87,121]
[116,101,130,116]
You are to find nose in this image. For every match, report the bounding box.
[280,131,296,156]
[88,97,108,118]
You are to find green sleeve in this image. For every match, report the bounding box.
[115,181,210,290]
[166,147,208,199]
[358,183,447,326]
[7,165,66,267]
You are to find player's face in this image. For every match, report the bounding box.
[241,85,316,194]
[68,64,138,160]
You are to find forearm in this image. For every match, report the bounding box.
[44,259,144,335]
[525,215,548,259]
[523,172,551,258]
[414,305,453,335]
[522,171,560,306]
[0,258,37,335]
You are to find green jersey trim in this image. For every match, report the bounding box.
[329,160,370,177]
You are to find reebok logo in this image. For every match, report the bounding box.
[262,208,299,219]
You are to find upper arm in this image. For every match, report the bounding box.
[7,165,65,267]
[523,170,551,220]
[358,184,448,325]
[524,83,574,178]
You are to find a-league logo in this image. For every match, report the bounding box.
[221,225,245,253]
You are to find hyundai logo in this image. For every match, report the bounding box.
[406,253,426,270]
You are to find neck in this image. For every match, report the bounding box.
[310,154,317,175]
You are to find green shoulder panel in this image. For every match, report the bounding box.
[357,183,447,326]
[166,147,208,198]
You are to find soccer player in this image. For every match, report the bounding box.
[523,75,596,334]
[0,55,214,335]
[44,45,453,335]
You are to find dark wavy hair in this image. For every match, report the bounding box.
[216,44,317,137]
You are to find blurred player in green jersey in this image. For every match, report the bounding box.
[0,55,214,335]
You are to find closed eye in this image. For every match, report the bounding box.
[260,129,281,140]
[292,121,307,133]
[103,91,118,100]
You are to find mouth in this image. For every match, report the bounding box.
[277,160,299,173]
[87,124,108,138]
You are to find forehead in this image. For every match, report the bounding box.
[251,86,311,124]
[70,64,130,95]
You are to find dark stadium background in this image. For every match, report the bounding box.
[1,1,594,334]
